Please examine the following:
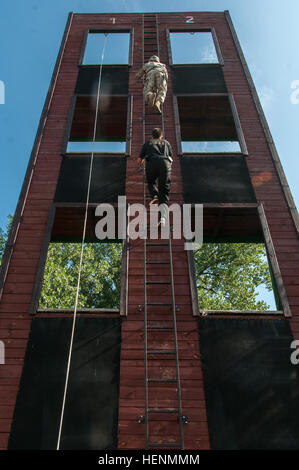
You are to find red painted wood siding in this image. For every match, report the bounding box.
[0,11,298,450]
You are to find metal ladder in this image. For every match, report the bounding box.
[140,13,185,450]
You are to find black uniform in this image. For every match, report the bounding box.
[139,138,173,205]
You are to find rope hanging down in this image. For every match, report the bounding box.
[56,33,108,450]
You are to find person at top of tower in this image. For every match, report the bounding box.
[137,128,173,227]
[136,55,168,113]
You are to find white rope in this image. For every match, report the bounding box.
[56,33,108,450]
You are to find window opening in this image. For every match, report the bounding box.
[39,241,122,310]
[177,95,242,153]
[67,96,127,153]
[83,32,130,65]
[67,141,126,153]
[194,242,278,311]
[170,31,219,64]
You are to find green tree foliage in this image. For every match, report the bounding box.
[0,215,13,265]
[1,213,275,312]
[194,243,274,311]
[0,227,6,263]
[39,242,122,309]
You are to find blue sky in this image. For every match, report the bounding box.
[0,0,298,232]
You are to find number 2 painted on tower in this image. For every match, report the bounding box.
[186,16,194,23]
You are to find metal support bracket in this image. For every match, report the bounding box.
[181,415,189,424]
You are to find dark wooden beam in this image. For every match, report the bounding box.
[228,94,248,155]
[258,204,292,317]
[187,249,200,316]
[120,237,129,317]
[199,310,284,316]
[126,95,133,156]
[28,205,57,315]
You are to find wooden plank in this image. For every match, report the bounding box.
[228,93,248,155]
[36,308,120,314]
[258,204,292,317]
[61,94,76,154]
[211,26,224,65]
[78,28,89,66]
[186,249,200,316]
[125,95,133,156]
[28,205,56,315]
[199,310,284,316]
[172,95,182,155]
[120,237,129,316]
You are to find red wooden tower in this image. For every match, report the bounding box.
[0,11,299,450]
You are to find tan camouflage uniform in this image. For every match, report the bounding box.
[136,56,168,113]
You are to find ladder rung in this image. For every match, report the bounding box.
[147,325,174,330]
[147,443,181,448]
[148,408,178,413]
[147,350,175,354]
[146,261,170,264]
[146,302,172,306]
[148,378,177,382]
[146,242,168,246]
[146,281,171,285]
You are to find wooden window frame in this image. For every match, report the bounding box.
[166,27,224,66]
[28,203,129,316]
[61,95,133,157]
[187,203,291,318]
[172,93,248,156]
[78,28,134,67]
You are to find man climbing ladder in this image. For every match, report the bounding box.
[136,56,168,113]
[137,128,173,227]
